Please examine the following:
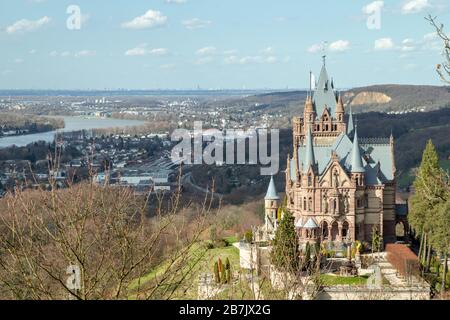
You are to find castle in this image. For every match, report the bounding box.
[263,59,398,246]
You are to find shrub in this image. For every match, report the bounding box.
[244,230,253,243]
[215,239,229,248]
[213,262,220,283]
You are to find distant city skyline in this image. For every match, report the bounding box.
[0,0,449,90]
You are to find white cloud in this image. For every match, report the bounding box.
[182,18,212,30]
[374,38,395,50]
[122,10,167,29]
[60,51,71,57]
[75,50,96,57]
[362,1,384,14]
[329,40,350,52]
[196,46,217,56]
[401,0,430,14]
[261,47,274,55]
[29,49,37,54]
[307,44,322,54]
[14,58,24,64]
[150,48,169,56]
[165,0,186,3]
[125,46,147,56]
[6,16,51,34]
[125,45,169,57]
[400,38,415,51]
[308,40,350,53]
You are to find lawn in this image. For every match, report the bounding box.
[129,239,241,299]
[320,274,370,286]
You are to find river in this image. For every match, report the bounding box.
[0,116,146,148]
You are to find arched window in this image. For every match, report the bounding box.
[308,197,313,211]
[308,175,312,186]
[303,197,307,210]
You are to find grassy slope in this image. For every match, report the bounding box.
[130,240,240,299]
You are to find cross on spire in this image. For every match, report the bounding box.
[321,41,328,66]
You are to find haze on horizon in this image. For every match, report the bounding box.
[0,0,449,90]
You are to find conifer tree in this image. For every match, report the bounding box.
[270,210,300,273]
[213,261,220,284]
[410,140,444,265]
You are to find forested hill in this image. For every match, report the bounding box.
[350,108,450,188]
[345,85,450,113]
[234,85,450,114]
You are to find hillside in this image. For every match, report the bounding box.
[223,85,450,115]
[345,85,450,113]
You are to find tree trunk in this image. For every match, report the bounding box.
[441,252,448,298]
[422,233,427,266]
[425,240,432,273]
[418,231,424,261]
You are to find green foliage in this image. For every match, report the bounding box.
[371,226,382,253]
[213,261,220,283]
[303,242,311,270]
[244,230,253,244]
[209,226,217,243]
[220,266,227,284]
[409,140,444,235]
[270,210,300,273]
[214,256,232,285]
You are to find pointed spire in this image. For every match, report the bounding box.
[351,124,365,173]
[304,127,316,173]
[336,92,344,114]
[286,154,291,181]
[265,176,279,200]
[347,105,354,135]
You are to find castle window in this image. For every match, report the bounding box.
[308,197,312,211]
[303,197,307,210]
[308,175,312,186]
[364,194,369,208]
[357,199,363,208]
[325,124,329,131]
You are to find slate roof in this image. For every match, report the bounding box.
[290,132,394,186]
[265,176,280,200]
[312,64,338,119]
[303,218,319,229]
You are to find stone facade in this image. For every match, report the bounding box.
[263,59,398,246]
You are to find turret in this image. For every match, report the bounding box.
[265,176,280,232]
[336,93,345,123]
[304,127,316,174]
[350,124,365,186]
[304,95,315,129]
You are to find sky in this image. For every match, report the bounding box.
[0,0,449,90]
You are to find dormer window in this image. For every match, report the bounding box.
[308,174,312,186]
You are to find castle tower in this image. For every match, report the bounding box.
[335,93,346,133]
[264,176,280,233]
[350,125,365,186]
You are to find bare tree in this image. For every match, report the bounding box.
[426,15,450,83]
[0,161,214,300]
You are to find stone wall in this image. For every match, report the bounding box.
[316,285,430,300]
